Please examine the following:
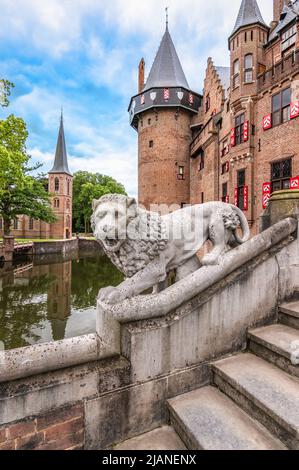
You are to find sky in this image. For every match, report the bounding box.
[0,0,273,197]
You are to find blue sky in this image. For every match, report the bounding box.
[0,0,272,196]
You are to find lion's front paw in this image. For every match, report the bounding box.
[201,253,220,266]
[98,286,121,305]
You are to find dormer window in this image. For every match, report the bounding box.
[281,24,297,53]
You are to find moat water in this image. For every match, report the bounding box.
[0,251,123,350]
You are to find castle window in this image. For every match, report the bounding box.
[221,162,229,175]
[205,94,210,113]
[201,192,204,204]
[233,60,240,89]
[271,158,292,192]
[13,218,18,230]
[251,30,254,41]
[237,36,239,47]
[66,199,70,210]
[235,113,245,145]
[67,180,70,196]
[222,183,228,203]
[281,24,297,53]
[29,218,34,230]
[244,54,253,83]
[244,31,247,42]
[237,169,246,210]
[148,118,151,125]
[199,152,205,171]
[272,88,291,127]
[149,140,154,148]
[54,198,60,209]
[55,177,59,192]
[178,166,185,180]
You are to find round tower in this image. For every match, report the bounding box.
[128,23,202,210]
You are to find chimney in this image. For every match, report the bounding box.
[138,58,145,94]
[273,0,288,22]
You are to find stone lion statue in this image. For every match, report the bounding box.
[91,194,250,305]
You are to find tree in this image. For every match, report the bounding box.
[0,80,14,108]
[73,171,127,234]
[0,113,56,236]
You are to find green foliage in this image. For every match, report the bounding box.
[0,80,14,108]
[0,114,56,235]
[73,171,127,233]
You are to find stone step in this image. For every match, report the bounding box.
[279,301,299,330]
[213,352,299,449]
[248,324,299,377]
[113,426,187,451]
[167,386,285,450]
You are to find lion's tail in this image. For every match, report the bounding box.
[230,205,250,244]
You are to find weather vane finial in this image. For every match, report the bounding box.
[165,6,169,30]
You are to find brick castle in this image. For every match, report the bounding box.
[128,0,299,233]
[0,114,73,240]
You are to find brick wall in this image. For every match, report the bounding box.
[0,404,84,451]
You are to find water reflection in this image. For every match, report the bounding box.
[0,252,123,350]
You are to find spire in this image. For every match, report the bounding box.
[165,6,169,31]
[143,24,190,92]
[49,112,72,176]
[230,0,268,38]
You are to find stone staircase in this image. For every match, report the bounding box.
[115,301,299,451]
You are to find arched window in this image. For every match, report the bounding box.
[244,54,253,83]
[233,59,240,89]
[54,198,60,209]
[55,177,59,192]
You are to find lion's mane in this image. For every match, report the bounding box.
[93,195,168,278]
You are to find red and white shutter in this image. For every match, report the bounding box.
[189,93,194,105]
[262,182,271,209]
[290,102,299,119]
[263,114,272,130]
[230,128,236,147]
[164,88,170,101]
[290,176,299,190]
[243,121,249,142]
[234,188,238,206]
[243,186,249,211]
[140,95,145,105]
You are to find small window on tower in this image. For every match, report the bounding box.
[233,60,240,89]
[244,54,253,83]
[178,166,185,180]
[148,118,151,125]
[55,177,59,192]
[149,140,154,148]
[67,180,70,196]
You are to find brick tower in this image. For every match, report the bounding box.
[48,113,73,239]
[228,0,269,226]
[128,20,201,210]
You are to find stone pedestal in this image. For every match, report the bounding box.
[260,190,299,232]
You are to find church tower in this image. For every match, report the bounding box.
[48,113,73,239]
[128,18,201,210]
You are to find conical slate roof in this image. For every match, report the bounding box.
[230,0,268,38]
[49,114,72,176]
[143,26,190,92]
